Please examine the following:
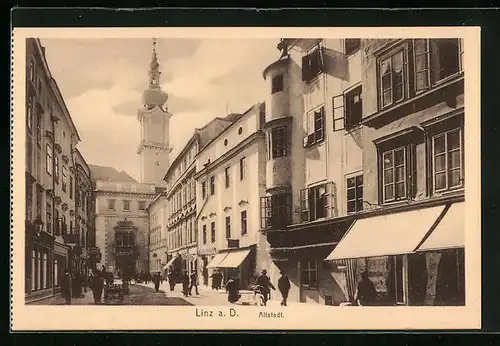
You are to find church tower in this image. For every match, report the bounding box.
[137,38,171,186]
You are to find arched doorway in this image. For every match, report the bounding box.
[113,219,139,280]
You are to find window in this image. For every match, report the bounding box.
[346,175,364,213]
[271,74,284,94]
[210,222,216,243]
[332,94,345,132]
[241,210,247,235]
[225,167,230,188]
[302,46,325,83]
[432,128,463,192]
[382,147,407,202]
[300,183,333,222]
[202,181,207,199]
[239,157,246,180]
[345,39,361,55]
[36,113,42,146]
[61,166,67,192]
[46,143,53,175]
[29,59,35,82]
[202,224,207,244]
[27,97,33,132]
[123,200,130,211]
[225,216,231,239]
[210,176,215,195]
[107,199,115,210]
[379,49,406,108]
[69,177,73,199]
[54,156,60,182]
[46,203,52,233]
[138,201,146,210]
[260,193,292,229]
[301,260,318,288]
[413,39,460,92]
[459,39,464,71]
[345,86,363,130]
[270,126,288,158]
[304,106,324,147]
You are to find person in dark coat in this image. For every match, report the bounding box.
[181,273,190,297]
[256,269,275,306]
[355,271,377,306]
[167,270,175,292]
[225,276,241,303]
[90,270,104,304]
[277,271,291,306]
[153,272,162,293]
[189,271,199,296]
[60,268,72,305]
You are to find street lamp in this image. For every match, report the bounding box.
[33,217,44,237]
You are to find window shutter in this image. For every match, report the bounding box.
[324,182,334,218]
[333,95,345,131]
[318,46,325,73]
[302,55,310,81]
[300,188,309,222]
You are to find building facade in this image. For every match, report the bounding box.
[91,165,156,278]
[326,38,465,306]
[25,38,92,303]
[163,116,238,282]
[262,37,466,306]
[195,103,269,289]
[146,193,168,273]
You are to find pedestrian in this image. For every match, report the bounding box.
[216,271,223,290]
[210,271,216,290]
[277,271,291,306]
[167,270,175,292]
[60,268,72,305]
[181,272,190,297]
[225,276,241,303]
[189,271,199,296]
[256,269,275,306]
[354,271,377,306]
[153,272,162,293]
[90,270,104,304]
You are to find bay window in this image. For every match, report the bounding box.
[260,192,292,229]
[270,126,288,159]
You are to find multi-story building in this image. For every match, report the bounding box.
[91,165,156,278]
[25,38,90,303]
[326,38,466,306]
[146,193,168,273]
[260,38,364,305]
[74,149,98,275]
[261,37,465,306]
[195,103,268,289]
[163,116,238,283]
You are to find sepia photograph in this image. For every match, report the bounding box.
[11,27,481,330]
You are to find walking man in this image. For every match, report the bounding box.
[90,270,104,304]
[189,271,199,296]
[167,270,175,292]
[277,271,291,306]
[153,272,162,293]
[60,268,72,305]
[354,271,377,306]
[256,269,275,306]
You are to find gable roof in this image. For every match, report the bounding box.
[89,165,138,183]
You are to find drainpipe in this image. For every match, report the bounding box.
[72,146,79,274]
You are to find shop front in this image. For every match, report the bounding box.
[53,240,69,295]
[325,201,465,306]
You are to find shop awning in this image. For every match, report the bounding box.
[206,253,228,269]
[325,205,446,261]
[416,202,465,252]
[217,248,252,269]
[163,256,178,270]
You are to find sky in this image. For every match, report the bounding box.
[40,38,279,181]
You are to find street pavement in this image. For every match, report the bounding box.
[28,281,298,306]
[138,281,296,307]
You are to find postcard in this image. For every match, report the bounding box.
[10,26,481,331]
